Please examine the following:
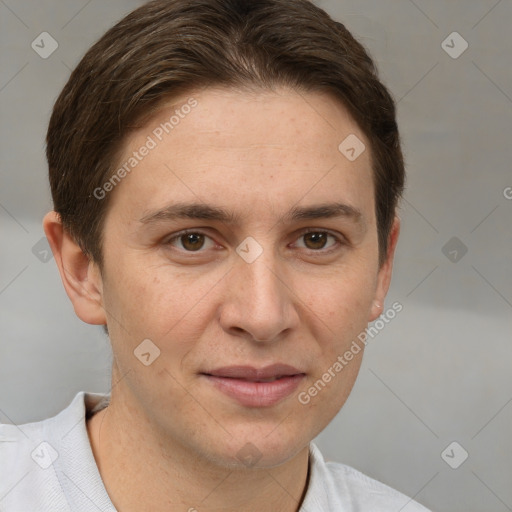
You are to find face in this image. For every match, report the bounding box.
[87,87,396,468]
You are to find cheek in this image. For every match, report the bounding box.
[295,273,372,429]
[303,265,377,337]
[102,256,220,352]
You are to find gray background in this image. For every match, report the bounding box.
[1,1,511,511]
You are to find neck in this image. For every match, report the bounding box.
[86,390,310,512]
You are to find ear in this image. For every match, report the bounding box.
[368,216,400,322]
[43,211,107,325]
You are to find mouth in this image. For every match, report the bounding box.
[200,364,306,407]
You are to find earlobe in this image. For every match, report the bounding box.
[368,216,401,322]
[42,211,107,325]
[368,300,383,323]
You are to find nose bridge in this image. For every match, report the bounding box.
[242,257,284,307]
[221,244,296,341]
[237,248,286,311]
[234,233,284,296]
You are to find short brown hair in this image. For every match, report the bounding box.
[46,0,404,268]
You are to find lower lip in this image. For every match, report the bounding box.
[202,374,305,407]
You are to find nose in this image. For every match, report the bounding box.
[218,252,300,343]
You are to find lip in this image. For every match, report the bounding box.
[201,364,305,407]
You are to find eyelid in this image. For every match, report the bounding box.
[291,228,346,252]
[163,227,347,253]
[164,229,218,251]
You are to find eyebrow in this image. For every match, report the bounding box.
[139,201,364,226]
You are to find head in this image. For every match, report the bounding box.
[44,0,404,469]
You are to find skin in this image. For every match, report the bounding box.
[44,87,399,512]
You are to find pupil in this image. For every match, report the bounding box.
[182,233,204,251]
[305,233,326,249]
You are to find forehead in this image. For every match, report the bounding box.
[155,86,365,151]
[105,87,374,225]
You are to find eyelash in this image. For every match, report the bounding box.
[164,228,345,254]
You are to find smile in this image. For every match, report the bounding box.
[201,364,306,407]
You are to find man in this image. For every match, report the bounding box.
[0,0,431,510]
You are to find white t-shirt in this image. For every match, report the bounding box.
[0,392,431,511]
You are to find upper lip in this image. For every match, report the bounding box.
[202,364,304,381]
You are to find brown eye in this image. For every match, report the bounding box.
[303,232,328,250]
[166,231,215,252]
[294,231,340,252]
[180,233,205,251]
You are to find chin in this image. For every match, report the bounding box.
[203,429,310,470]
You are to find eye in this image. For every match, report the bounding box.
[164,229,343,255]
[293,230,340,251]
[166,231,216,252]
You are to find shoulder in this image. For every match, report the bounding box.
[0,390,92,458]
[0,398,74,511]
[324,460,431,511]
[0,400,68,470]
[303,443,432,512]
[0,391,111,512]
